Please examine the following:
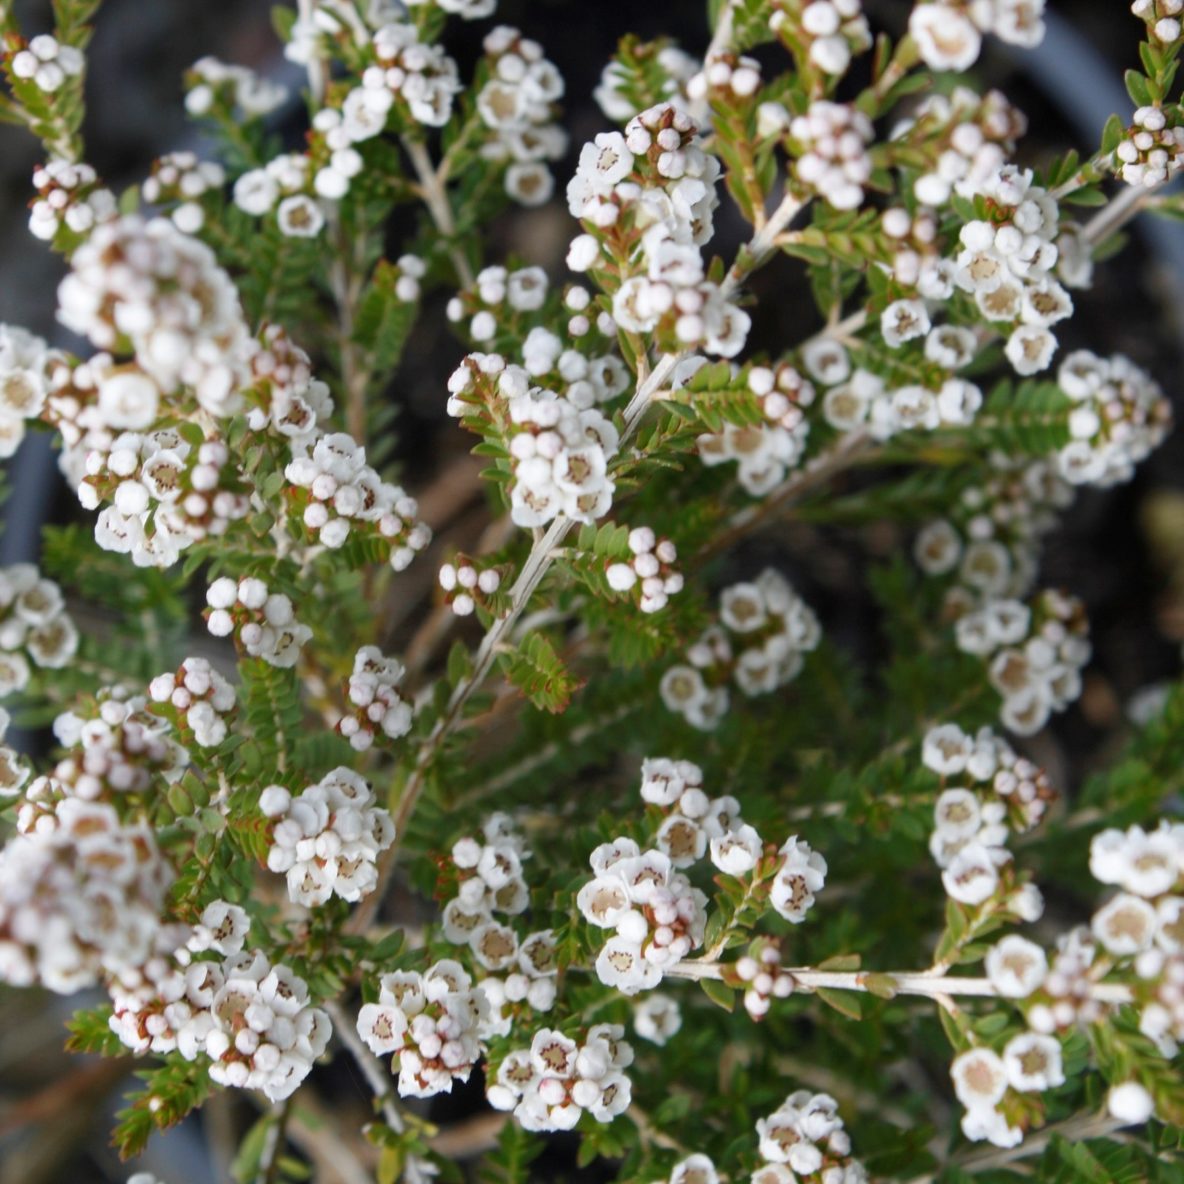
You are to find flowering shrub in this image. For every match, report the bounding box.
[1,1,1183,1181]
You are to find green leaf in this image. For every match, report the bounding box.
[700,976,736,1012]
[815,986,863,1021]
[498,633,582,715]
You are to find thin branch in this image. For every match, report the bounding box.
[325,999,405,1134]
[403,136,475,289]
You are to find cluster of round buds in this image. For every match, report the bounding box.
[205,577,312,669]
[357,960,487,1098]
[1022,927,1106,1035]
[28,158,116,243]
[0,324,53,459]
[1132,0,1184,45]
[184,56,288,120]
[476,26,567,207]
[232,155,325,237]
[444,815,532,939]
[611,224,751,358]
[243,323,333,444]
[448,264,552,343]
[487,1024,633,1131]
[754,1090,866,1183]
[786,101,872,211]
[685,52,763,106]
[339,646,412,752]
[639,758,763,876]
[0,565,78,697]
[955,589,1090,735]
[285,431,431,569]
[141,152,227,234]
[1088,821,1184,1056]
[698,363,815,496]
[894,87,1026,208]
[579,839,708,993]
[148,657,236,748]
[0,798,172,992]
[923,724,1057,894]
[57,215,253,419]
[909,0,1045,74]
[733,941,795,1021]
[632,992,682,1045]
[878,206,948,292]
[439,557,502,617]
[1054,350,1172,487]
[83,429,250,568]
[0,709,29,799]
[606,528,682,614]
[949,1033,1062,1149]
[770,836,828,924]
[7,34,83,92]
[566,103,720,248]
[769,1,871,77]
[662,569,822,731]
[368,21,460,127]
[49,690,189,801]
[107,901,247,1056]
[261,767,396,906]
[1115,105,1184,188]
[914,456,1072,608]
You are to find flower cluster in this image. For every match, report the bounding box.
[338,646,413,751]
[754,1090,867,1183]
[640,757,763,875]
[476,26,566,207]
[80,428,250,568]
[356,960,487,1098]
[662,569,822,730]
[0,798,172,992]
[0,565,78,696]
[49,690,188,802]
[1132,0,1184,45]
[770,1,872,77]
[184,55,288,119]
[111,913,332,1102]
[922,722,1054,907]
[57,215,252,418]
[439,556,503,617]
[897,86,1027,209]
[233,154,324,235]
[954,589,1090,734]
[285,430,431,568]
[486,1024,633,1131]
[605,527,683,614]
[950,168,1070,378]
[243,323,334,441]
[910,1,1046,74]
[578,839,708,993]
[949,1035,1061,1149]
[206,577,312,668]
[1115,104,1184,188]
[1054,350,1172,487]
[29,158,116,242]
[8,34,83,93]
[0,324,53,459]
[914,455,1072,609]
[787,101,873,210]
[261,767,396,906]
[734,941,796,1022]
[698,363,816,495]
[141,151,226,233]
[148,657,237,748]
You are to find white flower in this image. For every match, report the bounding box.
[710,825,763,876]
[1091,892,1157,956]
[277,195,325,238]
[986,935,1047,997]
[950,1047,1007,1110]
[910,4,982,71]
[1002,1032,1063,1091]
[633,993,682,1045]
